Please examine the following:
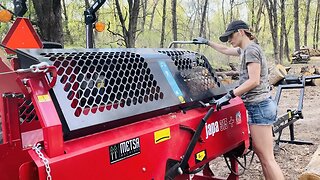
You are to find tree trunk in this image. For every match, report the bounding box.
[128,0,140,47]
[254,0,264,37]
[230,0,235,22]
[206,5,211,40]
[141,0,147,32]
[62,0,73,45]
[304,0,311,46]
[189,5,197,40]
[32,0,64,45]
[149,0,159,30]
[160,0,167,48]
[222,0,226,29]
[172,0,177,47]
[294,0,300,51]
[314,0,320,49]
[251,0,254,28]
[279,0,286,64]
[285,22,292,62]
[114,0,140,48]
[264,0,279,63]
[84,0,90,8]
[199,0,208,37]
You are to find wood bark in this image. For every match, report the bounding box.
[229,0,235,22]
[171,0,177,47]
[141,0,147,32]
[114,0,140,48]
[62,0,73,45]
[294,0,300,51]
[253,0,264,36]
[188,2,198,40]
[269,64,287,85]
[304,0,311,46]
[216,71,239,77]
[32,0,64,45]
[149,0,159,30]
[279,0,286,64]
[199,0,208,37]
[222,0,226,29]
[314,0,320,49]
[251,0,254,28]
[160,0,166,48]
[264,0,279,64]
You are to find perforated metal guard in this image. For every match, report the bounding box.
[19,99,38,123]
[158,50,221,96]
[17,48,226,132]
[48,51,164,117]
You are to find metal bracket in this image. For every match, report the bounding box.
[2,93,24,99]
[273,75,320,149]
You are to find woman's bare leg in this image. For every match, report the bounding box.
[249,124,284,180]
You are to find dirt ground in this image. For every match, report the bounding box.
[208,62,320,179]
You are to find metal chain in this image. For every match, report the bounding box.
[32,143,52,180]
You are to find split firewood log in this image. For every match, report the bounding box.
[269,64,287,85]
[311,67,320,86]
[299,145,320,180]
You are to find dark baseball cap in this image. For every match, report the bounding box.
[219,20,249,42]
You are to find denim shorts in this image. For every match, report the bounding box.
[244,97,277,125]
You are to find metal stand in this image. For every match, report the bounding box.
[273,75,320,150]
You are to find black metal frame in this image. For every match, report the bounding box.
[13,0,27,17]
[273,75,320,149]
[84,0,106,48]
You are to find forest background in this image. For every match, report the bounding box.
[0,0,319,68]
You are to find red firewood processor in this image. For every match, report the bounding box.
[0,1,251,180]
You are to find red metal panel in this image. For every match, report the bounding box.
[0,141,32,180]
[0,95,22,144]
[27,78,64,157]
[26,98,248,180]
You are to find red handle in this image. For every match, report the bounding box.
[46,66,57,88]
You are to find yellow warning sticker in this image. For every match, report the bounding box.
[154,128,171,144]
[195,150,207,163]
[37,94,51,102]
[178,96,185,103]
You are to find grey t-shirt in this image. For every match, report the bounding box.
[237,43,270,103]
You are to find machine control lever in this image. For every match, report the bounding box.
[165,106,215,179]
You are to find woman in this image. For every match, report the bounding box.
[195,20,284,180]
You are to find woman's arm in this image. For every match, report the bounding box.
[233,62,261,96]
[207,41,240,56]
